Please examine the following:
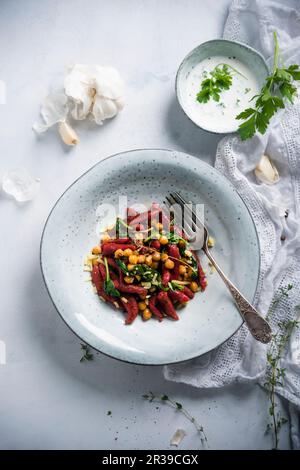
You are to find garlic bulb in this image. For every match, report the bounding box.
[58,121,80,146]
[254,154,279,185]
[64,64,125,124]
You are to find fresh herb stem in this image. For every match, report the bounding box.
[236,31,300,140]
[143,392,208,447]
[273,31,279,74]
[215,62,247,80]
[264,284,298,449]
[80,343,94,362]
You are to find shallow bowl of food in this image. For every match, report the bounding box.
[40,149,260,365]
[176,39,269,134]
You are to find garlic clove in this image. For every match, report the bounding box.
[58,121,80,146]
[170,429,186,447]
[33,91,69,133]
[92,96,118,124]
[254,154,279,185]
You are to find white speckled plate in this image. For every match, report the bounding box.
[41,149,260,365]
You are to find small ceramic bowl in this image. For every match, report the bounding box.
[176,39,269,134]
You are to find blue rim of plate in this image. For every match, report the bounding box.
[175,38,269,135]
[40,148,261,366]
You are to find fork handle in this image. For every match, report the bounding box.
[203,248,272,344]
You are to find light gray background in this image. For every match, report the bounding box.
[0,0,290,449]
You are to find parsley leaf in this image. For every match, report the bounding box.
[197,65,232,104]
[237,31,300,140]
[104,257,120,297]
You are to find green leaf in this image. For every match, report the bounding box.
[104,278,121,297]
[116,259,129,275]
[236,108,255,120]
[237,115,256,140]
[286,64,300,80]
[256,111,269,135]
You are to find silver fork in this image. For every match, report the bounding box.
[167,191,272,344]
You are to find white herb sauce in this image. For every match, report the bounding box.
[185,56,261,133]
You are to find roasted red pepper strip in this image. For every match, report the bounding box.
[149,295,163,321]
[168,244,180,280]
[191,250,207,291]
[129,208,160,227]
[101,243,136,256]
[182,286,194,299]
[91,265,121,306]
[121,295,139,324]
[157,291,179,320]
[113,280,147,296]
[169,290,190,304]
[107,257,120,273]
[150,240,160,250]
[105,238,131,244]
[162,266,171,286]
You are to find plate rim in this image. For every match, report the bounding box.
[40,148,261,366]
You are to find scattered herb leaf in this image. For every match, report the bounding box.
[80,343,94,362]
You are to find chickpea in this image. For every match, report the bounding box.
[137,254,146,264]
[190,281,199,292]
[142,308,152,321]
[127,264,135,271]
[123,248,133,257]
[101,233,111,243]
[155,222,163,231]
[152,261,159,270]
[129,254,138,265]
[178,239,186,248]
[124,276,134,284]
[135,275,141,281]
[138,301,147,311]
[92,246,101,255]
[179,265,187,275]
[159,235,169,245]
[152,251,161,261]
[161,253,169,262]
[114,248,124,259]
[164,259,175,270]
[145,255,153,266]
[208,236,215,248]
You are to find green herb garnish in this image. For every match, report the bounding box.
[143,391,208,447]
[197,64,233,103]
[236,31,300,140]
[80,343,94,362]
[264,284,298,449]
[104,257,120,297]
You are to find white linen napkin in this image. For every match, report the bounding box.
[164,0,300,448]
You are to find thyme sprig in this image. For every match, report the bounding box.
[264,284,299,449]
[143,391,208,448]
[80,343,94,362]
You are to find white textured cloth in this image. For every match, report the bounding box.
[164,0,300,448]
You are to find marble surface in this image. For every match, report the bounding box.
[0,0,290,449]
